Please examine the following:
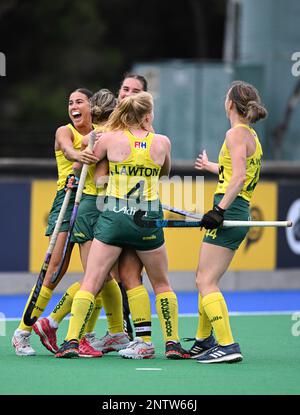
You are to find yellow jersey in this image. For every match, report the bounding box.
[55,123,82,191]
[106,130,161,201]
[215,124,263,202]
[55,123,105,196]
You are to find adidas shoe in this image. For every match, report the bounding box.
[165,341,190,359]
[55,339,79,358]
[12,330,36,356]
[184,333,217,359]
[196,343,243,364]
[90,331,130,353]
[119,337,155,359]
[33,317,58,353]
[79,336,103,358]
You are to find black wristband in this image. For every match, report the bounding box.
[214,205,226,214]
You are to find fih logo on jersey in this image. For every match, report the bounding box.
[286,198,300,255]
[135,141,147,149]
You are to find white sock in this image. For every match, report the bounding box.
[47,316,58,329]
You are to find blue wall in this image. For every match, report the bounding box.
[0,183,31,271]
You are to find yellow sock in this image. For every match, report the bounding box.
[65,290,95,341]
[127,285,151,343]
[19,285,53,331]
[156,291,179,343]
[84,292,102,334]
[202,292,234,346]
[50,282,81,324]
[100,279,123,334]
[196,293,213,339]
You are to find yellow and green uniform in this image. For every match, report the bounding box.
[47,125,124,336]
[94,130,164,250]
[204,123,263,250]
[71,124,107,244]
[19,124,84,332]
[65,130,181,344]
[71,158,106,244]
[45,123,83,236]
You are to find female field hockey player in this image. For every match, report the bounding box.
[12,88,99,356]
[188,81,267,363]
[114,73,149,342]
[32,89,129,357]
[91,73,150,346]
[55,92,190,359]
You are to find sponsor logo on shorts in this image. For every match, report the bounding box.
[142,235,157,240]
[74,232,86,238]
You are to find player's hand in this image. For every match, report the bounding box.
[200,205,225,229]
[64,174,79,192]
[195,149,209,171]
[78,148,99,164]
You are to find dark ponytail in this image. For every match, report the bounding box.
[228,81,268,123]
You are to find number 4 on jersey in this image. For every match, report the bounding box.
[125,180,145,203]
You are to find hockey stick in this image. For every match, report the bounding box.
[50,131,97,284]
[134,209,293,228]
[23,189,72,326]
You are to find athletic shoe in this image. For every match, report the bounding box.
[165,341,190,359]
[119,337,155,359]
[55,340,79,358]
[79,336,103,358]
[84,332,100,348]
[184,333,217,359]
[196,343,243,364]
[91,331,130,353]
[33,317,58,353]
[12,330,36,356]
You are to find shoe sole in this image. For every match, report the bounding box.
[14,349,36,356]
[55,351,79,358]
[119,354,155,360]
[197,353,243,364]
[79,353,103,358]
[166,353,190,360]
[12,340,36,356]
[120,355,155,360]
[33,322,58,354]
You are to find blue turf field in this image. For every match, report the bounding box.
[1,290,300,318]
